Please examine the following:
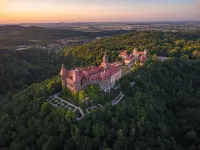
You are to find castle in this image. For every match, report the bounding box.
[60,51,122,93]
[119,48,148,65]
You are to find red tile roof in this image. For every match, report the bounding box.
[140,55,147,62]
[135,51,144,55]
[125,54,135,60]
[67,63,120,82]
[119,50,127,57]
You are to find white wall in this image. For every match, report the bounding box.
[111,70,122,85]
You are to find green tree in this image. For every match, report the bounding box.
[79,90,85,102]
[120,79,132,96]
[65,110,76,122]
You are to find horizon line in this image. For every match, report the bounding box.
[1,20,200,25]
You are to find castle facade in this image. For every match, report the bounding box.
[60,51,121,93]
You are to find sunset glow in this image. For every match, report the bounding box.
[0,0,199,23]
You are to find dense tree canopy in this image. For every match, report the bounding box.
[1,58,200,150]
[2,31,200,98]
[0,48,61,98]
[63,31,200,67]
[1,30,200,150]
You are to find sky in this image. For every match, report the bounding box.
[0,0,199,23]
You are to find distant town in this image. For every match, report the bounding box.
[12,21,200,32]
[1,21,200,53]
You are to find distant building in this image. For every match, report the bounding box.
[133,48,148,66]
[123,26,133,30]
[124,53,135,65]
[120,48,148,65]
[119,50,128,59]
[60,51,122,93]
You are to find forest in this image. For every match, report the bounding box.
[0,25,130,45]
[0,48,61,98]
[0,30,200,150]
[1,58,200,150]
[63,31,200,67]
[1,31,199,97]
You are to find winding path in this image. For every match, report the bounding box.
[112,92,125,106]
[86,104,103,113]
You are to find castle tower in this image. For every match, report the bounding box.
[144,49,148,55]
[73,69,81,91]
[133,48,139,58]
[103,51,108,63]
[60,64,67,87]
[101,51,110,69]
[133,48,137,55]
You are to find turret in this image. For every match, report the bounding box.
[133,48,137,55]
[101,51,110,69]
[73,69,80,83]
[73,69,81,91]
[60,64,67,87]
[103,51,108,63]
[144,49,148,55]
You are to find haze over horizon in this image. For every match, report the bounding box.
[0,0,200,24]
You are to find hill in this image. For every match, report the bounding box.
[1,31,200,149]
[1,31,200,97]
[0,25,130,45]
[63,31,200,68]
[0,48,62,97]
[1,58,200,150]
[0,27,131,97]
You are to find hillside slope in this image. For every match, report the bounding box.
[0,25,130,45]
[0,48,61,97]
[63,31,200,67]
[1,58,200,150]
[1,31,200,149]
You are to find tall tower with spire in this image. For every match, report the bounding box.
[101,51,110,69]
[60,64,67,88]
[103,51,108,63]
[144,49,148,55]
